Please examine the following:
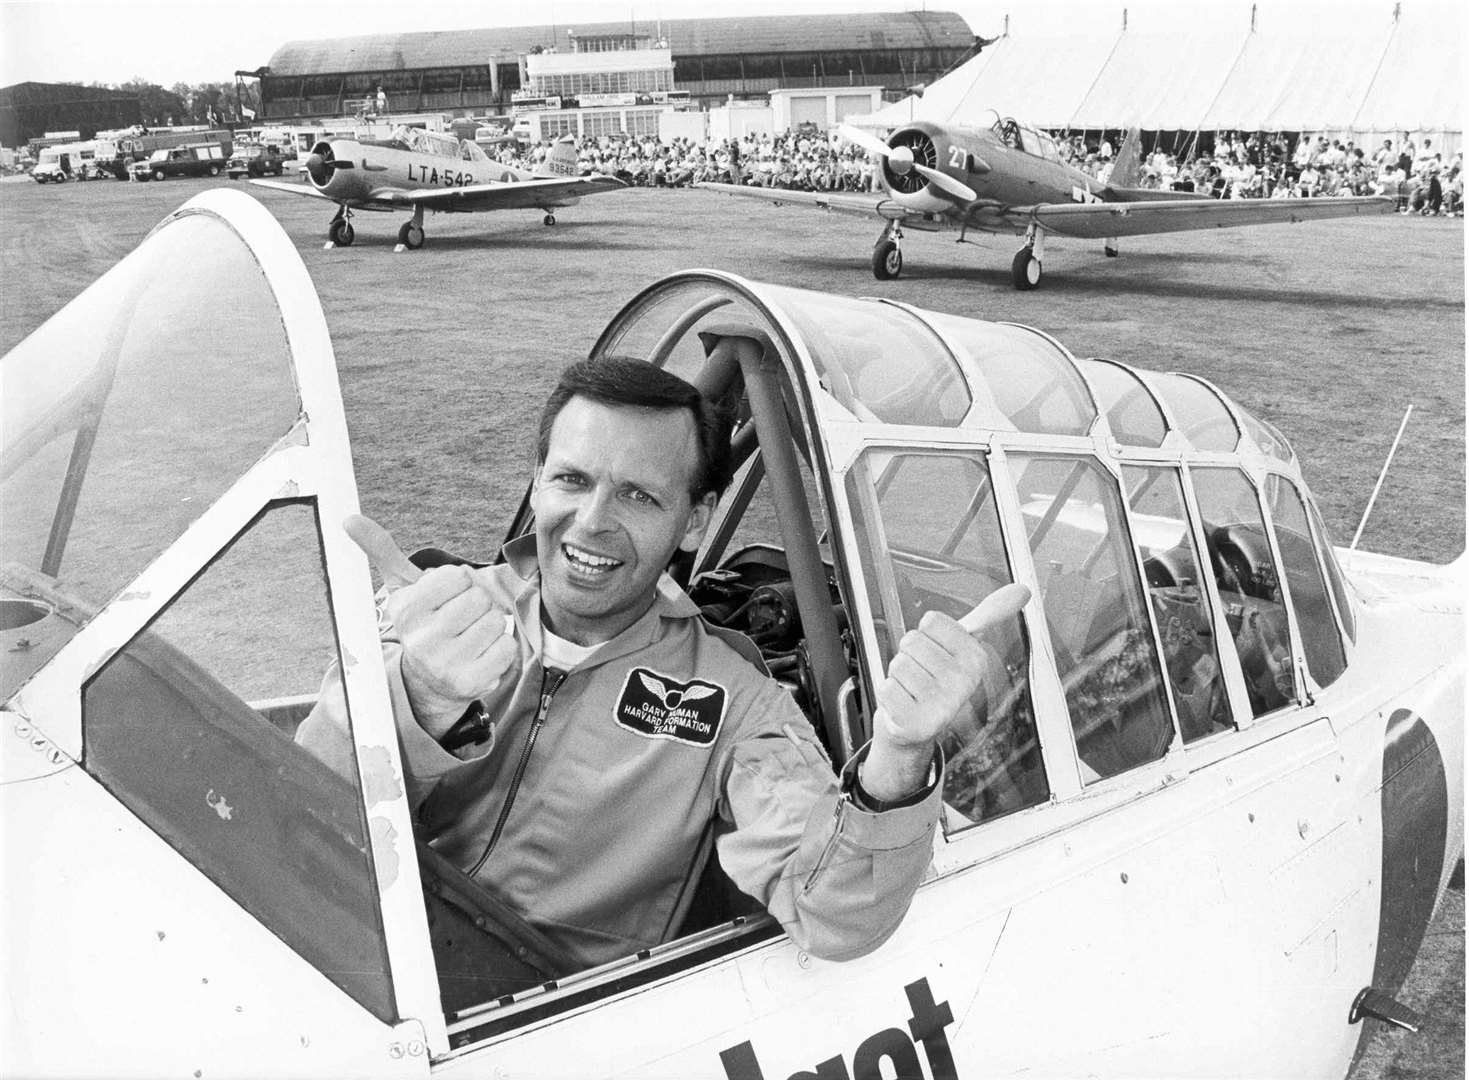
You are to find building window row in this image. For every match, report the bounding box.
[675,47,960,83]
[532,69,673,96]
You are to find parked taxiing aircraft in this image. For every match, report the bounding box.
[701,116,1395,288]
[2,189,1460,1079]
[252,126,622,249]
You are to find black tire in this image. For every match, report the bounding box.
[398,222,425,250]
[872,239,902,280]
[1011,248,1041,290]
[208,165,220,177]
[152,169,165,182]
[543,213,556,226]
[329,219,355,247]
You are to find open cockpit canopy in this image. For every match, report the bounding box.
[1,189,435,1030]
[982,111,1067,162]
[592,271,1354,821]
[389,124,478,160]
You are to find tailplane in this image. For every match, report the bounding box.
[1106,128,1144,190]
[536,135,581,179]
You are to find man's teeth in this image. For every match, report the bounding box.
[565,544,620,570]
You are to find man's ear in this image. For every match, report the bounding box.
[678,492,717,553]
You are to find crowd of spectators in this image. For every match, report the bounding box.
[496,126,1461,215]
[1070,130,1461,215]
[500,129,879,191]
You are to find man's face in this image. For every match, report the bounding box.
[532,396,714,645]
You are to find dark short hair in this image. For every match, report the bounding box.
[537,356,734,501]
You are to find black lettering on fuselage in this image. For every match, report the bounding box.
[407,162,475,187]
[717,978,957,1080]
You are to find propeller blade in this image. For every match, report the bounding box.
[836,123,896,159]
[914,164,977,202]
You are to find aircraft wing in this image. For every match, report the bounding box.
[698,181,879,216]
[250,178,341,202]
[1022,194,1395,240]
[374,175,624,211]
[249,175,623,211]
[697,182,941,227]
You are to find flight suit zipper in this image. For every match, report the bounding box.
[468,666,568,877]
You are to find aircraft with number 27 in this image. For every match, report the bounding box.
[700,117,1394,288]
[2,188,1461,1079]
[251,126,622,250]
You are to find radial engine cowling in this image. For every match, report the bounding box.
[880,127,939,196]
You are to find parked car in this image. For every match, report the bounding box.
[129,143,228,182]
[226,144,288,179]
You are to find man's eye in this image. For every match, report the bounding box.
[624,489,657,506]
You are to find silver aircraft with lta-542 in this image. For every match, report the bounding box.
[701,116,1394,288]
[1,189,1460,1079]
[251,126,623,250]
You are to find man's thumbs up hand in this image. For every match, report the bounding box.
[346,513,518,732]
[345,512,423,590]
[861,583,1031,805]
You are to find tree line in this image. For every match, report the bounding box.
[83,78,263,128]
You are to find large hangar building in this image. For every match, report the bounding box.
[0,82,143,148]
[256,12,977,123]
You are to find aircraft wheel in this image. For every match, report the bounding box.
[1011,248,1041,290]
[872,239,903,280]
[543,213,556,226]
[398,222,425,250]
[152,169,165,182]
[329,218,355,247]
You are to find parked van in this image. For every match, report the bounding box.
[32,142,101,182]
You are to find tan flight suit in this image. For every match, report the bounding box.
[299,536,940,970]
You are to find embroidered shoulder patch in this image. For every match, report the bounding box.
[614,668,727,746]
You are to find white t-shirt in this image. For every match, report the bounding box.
[541,626,601,671]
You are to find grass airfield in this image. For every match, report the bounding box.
[2,175,1461,565]
[0,172,1463,1077]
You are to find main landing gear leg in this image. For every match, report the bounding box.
[1104,238,1120,258]
[1011,225,1043,290]
[397,204,425,250]
[872,222,904,280]
[327,207,355,247]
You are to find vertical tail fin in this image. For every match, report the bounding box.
[1106,128,1144,190]
[536,135,580,179]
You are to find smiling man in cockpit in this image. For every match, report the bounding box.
[298,355,1026,971]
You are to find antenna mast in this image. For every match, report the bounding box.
[1351,404,1414,549]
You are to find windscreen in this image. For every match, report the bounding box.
[4,200,397,1023]
[1,211,300,701]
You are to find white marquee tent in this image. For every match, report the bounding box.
[851,5,1462,153]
